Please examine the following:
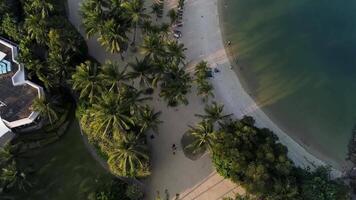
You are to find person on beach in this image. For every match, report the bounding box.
[172,144,177,155]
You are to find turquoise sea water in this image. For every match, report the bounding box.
[219,0,356,167]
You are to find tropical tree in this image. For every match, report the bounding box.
[194,61,214,101]
[197,81,214,102]
[212,117,297,198]
[24,14,48,44]
[89,93,135,138]
[140,33,163,60]
[165,40,186,65]
[178,0,185,9]
[0,161,31,192]
[167,9,178,25]
[98,19,129,54]
[186,120,216,154]
[31,96,59,125]
[107,133,149,177]
[121,0,149,45]
[136,105,162,134]
[151,2,163,19]
[297,167,350,200]
[99,61,129,93]
[195,102,231,123]
[72,61,103,103]
[159,66,191,106]
[81,0,131,54]
[80,0,103,37]
[128,56,156,88]
[0,143,14,166]
[194,61,210,78]
[24,0,54,19]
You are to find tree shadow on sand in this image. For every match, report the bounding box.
[180,132,206,161]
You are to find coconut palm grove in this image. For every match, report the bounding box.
[0,0,355,199]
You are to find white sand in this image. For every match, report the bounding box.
[181,0,339,171]
[66,0,341,199]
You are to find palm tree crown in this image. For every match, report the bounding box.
[107,133,149,177]
[186,120,217,153]
[195,102,232,123]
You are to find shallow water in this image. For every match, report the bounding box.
[219,0,356,167]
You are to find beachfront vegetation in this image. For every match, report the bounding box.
[81,0,149,53]
[89,178,143,200]
[194,61,214,101]
[31,96,62,125]
[73,60,157,178]
[195,102,231,123]
[0,144,31,194]
[186,102,351,199]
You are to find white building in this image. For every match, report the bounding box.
[0,37,44,146]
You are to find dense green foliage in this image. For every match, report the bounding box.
[295,167,350,200]
[81,0,148,53]
[212,117,298,199]
[89,178,143,200]
[73,61,157,178]
[187,103,351,199]
[0,0,87,90]
[0,144,31,194]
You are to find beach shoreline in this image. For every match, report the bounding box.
[181,0,342,176]
[216,0,350,171]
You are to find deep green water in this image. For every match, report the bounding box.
[6,121,110,200]
[220,0,356,167]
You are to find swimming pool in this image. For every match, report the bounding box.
[0,60,11,74]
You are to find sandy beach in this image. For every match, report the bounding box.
[66,0,341,199]
[182,0,334,171]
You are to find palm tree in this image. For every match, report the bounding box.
[0,143,14,166]
[151,2,163,19]
[31,97,59,125]
[194,61,214,101]
[185,120,216,153]
[197,81,214,102]
[99,61,129,92]
[136,105,162,134]
[24,0,54,19]
[195,102,231,123]
[167,9,178,25]
[0,161,31,192]
[160,66,191,106]
[72,61,103,103]
[128,56,156,88]
[194,61,209,79]
[98,19,129,53]
[178,0,185,9]
[24,14,48,44]
[165,40,186,65]
[80,0,103,37]
[121,0,149,45]
[90,93,135,138]
[107,133,149,177]
[140,33,165,60]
